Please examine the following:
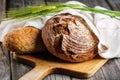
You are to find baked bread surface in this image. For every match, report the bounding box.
[2,26,46,54]
[42,13,99,62]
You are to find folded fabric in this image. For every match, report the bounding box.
[0,1,120,58]
[94,12,120,58]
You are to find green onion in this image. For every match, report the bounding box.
[4,3,120,20]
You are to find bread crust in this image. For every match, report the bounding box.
[2,26,46,54]
[42,13,99,62]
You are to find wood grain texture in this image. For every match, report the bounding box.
[0,43,11,80]
[0,0,11,80]
[7,0,45,10]
[101,59,120,80]
[0,0,6,20]
[106,0,120,10]
[10,52,33,80]
[1,0,120,80]
[14,53,108,80]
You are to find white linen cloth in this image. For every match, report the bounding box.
[0,1,120,58]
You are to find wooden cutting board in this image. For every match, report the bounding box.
[13,52,108,80]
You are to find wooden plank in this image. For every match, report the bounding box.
[44,73,71,80]
[7,0,26,9]
[74,0,110,9]
[0,0,11,80]
[5,0,120,80]
[45,0,69,3]
[0,43,11,80]
[80,0,110,9]
[8,0,45,10]
[0,0,6,20]
[45,0,110,9]
[106,0,120,10]
[101,59,120,80]
[10,52,33,80]
[23,0,45,6]
[14,54,107,80]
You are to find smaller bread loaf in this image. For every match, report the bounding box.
[2,26,46,54]
[42,13,99,62]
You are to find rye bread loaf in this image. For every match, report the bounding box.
[42,13,99,62]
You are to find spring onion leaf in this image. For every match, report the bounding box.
[4,3,120,20]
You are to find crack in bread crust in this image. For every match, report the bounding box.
[42,13,99,62]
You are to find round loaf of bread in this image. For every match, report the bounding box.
[2,26,46,54]
[42,13,99,62]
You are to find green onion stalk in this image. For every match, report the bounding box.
[4,3,120,20]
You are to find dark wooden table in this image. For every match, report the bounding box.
[0,0,120,80]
